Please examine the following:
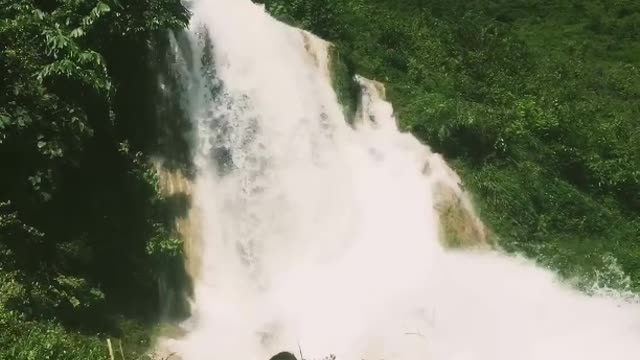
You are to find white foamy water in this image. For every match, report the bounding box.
[162,1,640,359]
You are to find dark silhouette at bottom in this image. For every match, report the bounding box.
[270,352,298,360]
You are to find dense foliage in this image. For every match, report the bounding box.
[0,0,190,357]
[258,0,640,291]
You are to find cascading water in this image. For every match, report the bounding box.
[161,0,640,359]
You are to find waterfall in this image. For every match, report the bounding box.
[158,0,640,359]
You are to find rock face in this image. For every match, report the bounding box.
[433,181,491,249]
[151,162,199,359]
[301,30,331,79]
[154,161,202,280]
[420,152,493,249]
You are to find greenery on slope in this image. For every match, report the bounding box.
[0,0,191,358]
[258,0,640,291]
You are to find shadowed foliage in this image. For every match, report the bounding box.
[1,0,192,357]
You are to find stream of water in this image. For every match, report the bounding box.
[161,1,640,359]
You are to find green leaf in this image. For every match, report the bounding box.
[0,115,9,129]
[70,28,84,38]
[69,297,80,308]
[95,2,111,15]
[34,9,45,20]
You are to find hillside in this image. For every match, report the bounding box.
[258,0,640,291]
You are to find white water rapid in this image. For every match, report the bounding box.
[161,1,640,359]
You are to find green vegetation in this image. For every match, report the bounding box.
[0,0,191,357]
[328,45,360,123]
[258,0,640,291]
